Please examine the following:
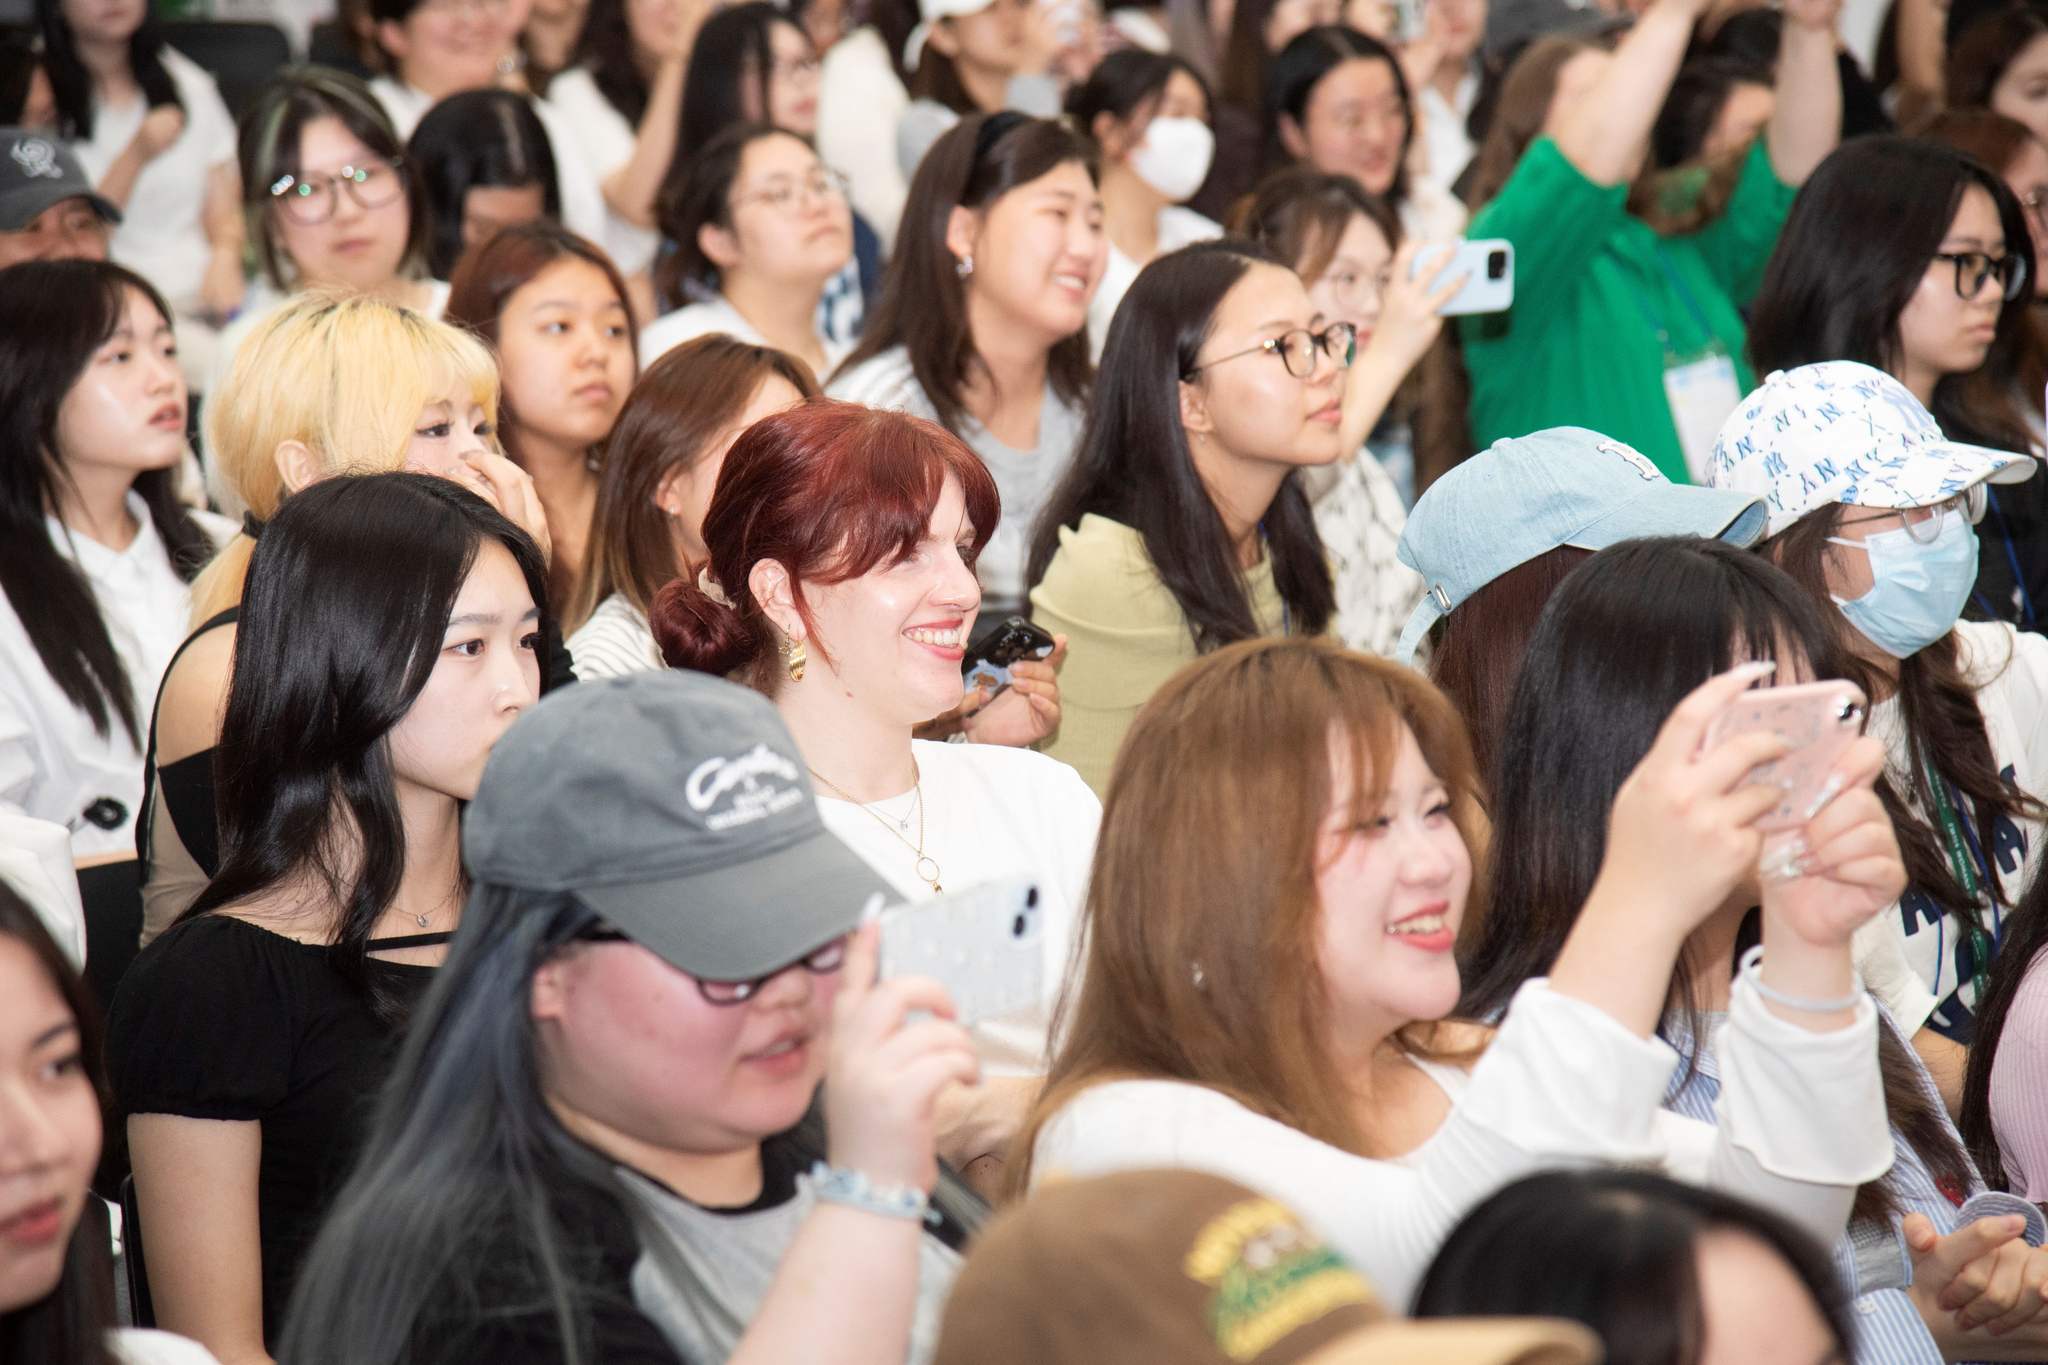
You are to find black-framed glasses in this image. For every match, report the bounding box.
[1186,322,1357,380]
[269,157,407,226]
[576,924,849,1005]
[1932,250,2028,302]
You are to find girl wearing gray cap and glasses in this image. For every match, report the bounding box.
[281,669,981,1365]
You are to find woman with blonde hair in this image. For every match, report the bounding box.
[138,293,551,938]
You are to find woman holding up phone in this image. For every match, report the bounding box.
[651,400,1100,1185]
[1708,361,2048,1060]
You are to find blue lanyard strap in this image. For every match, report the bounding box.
[1624,248,1720,352]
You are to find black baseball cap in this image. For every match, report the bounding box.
[464,669,893,979]
[1,130,120,231]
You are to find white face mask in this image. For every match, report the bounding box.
[1129,116,1214,203]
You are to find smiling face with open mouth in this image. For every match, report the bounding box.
[952,158,1108,350]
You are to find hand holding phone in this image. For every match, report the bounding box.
[1702,680,1868,833]
[1409,238,1514,315]
[878,878,1044,1028]
[961,616,1057,700]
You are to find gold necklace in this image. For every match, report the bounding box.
[810,760,942,892]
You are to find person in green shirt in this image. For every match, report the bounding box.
[1456,0,1844,483]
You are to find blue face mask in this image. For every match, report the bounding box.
[1828,512,1980,659]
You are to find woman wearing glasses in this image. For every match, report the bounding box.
[1748,135,2042,632]
[207,69,443,399]
[1707,361,2048,1070]
[1025,238,1347,796]
[645,124,854,380]
[831,114,1105,624]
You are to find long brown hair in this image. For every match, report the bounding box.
[832,113,1096,437]
[568,334,821,632]
[1005,637,1488,1199]
[1464,32,1615,212]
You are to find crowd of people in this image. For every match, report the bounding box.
[4,0,2048,1359]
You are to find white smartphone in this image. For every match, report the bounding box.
[1412,238,1515,316]
[878,878,1043,1028]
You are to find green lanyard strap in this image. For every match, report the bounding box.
[1923,743,1994,1006]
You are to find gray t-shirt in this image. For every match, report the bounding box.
[619,1163,961,1365]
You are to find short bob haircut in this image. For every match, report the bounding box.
[650,401,1000,696]
[569,333,820,632]
[192,294,501,624]
[1413,1168,1855,1363]
[239,66,432,291]
[406,88,562,280]
[1006,636,1486,1198]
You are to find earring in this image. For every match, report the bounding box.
[781,635,807,682]
[956,253,973,279]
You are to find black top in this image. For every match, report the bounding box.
[105,915,438,1346]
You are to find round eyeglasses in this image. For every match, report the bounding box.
[1931,250,2028,302]
[269,157,407,227]
[733,168,851,216]
[1186,322,1358,380]
[1840,487,1988,545]
[577,923,849,1005]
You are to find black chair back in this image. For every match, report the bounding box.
[163,21,291,119]
[120,1173,155,1329]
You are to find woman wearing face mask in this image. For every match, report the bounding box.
[1025,239,1341,795]
[1750,137,2043,630]
[0,262,231,1009]
[894,0,1062,183]
[207,70,441,395]
[1454,0,1840,485]
[653,401,1093,1178]
[1066,50,1223,362]
[832,114,1105,624]
[646,126,856,381]
[447,222,637,611]
[280,670,981,1365]
[1709,361,2048,1052]
[109,473,549,1365]
[406,88,562,279]
[143,295,548,939]
[1464,535,2048,1362]
[38,0,243,386]
[1267,27,1466,247]
[0,883,222,1365]
[1009,634,1897,1310]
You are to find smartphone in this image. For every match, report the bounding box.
[1703,680,1868,832]
[878,878,1043,1028]
[1411,239,1515,316]
[961,615,1056,698]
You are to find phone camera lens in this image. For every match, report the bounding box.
[1026,886,1038,907]
[1835,699,1863,724]
[1011,914,1027,937]
[1486,250,1507,280]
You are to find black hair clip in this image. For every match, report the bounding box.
[242,511,267,541]
[970,110,1032,169]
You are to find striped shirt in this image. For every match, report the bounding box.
[564,594,663,682]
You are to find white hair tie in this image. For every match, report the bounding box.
[695,566,734,608]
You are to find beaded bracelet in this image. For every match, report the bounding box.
[1737,945,1865,1013]
[807,1162,931,1221]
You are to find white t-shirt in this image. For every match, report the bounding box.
[369,77,608,253]
[71,48,237,310]
[639,294,851,379]
[1087,204,1221,362]
[1033,975,1891,1310]
[566,592,663,680]
[1866,619,2048,1040]
[1400,175,1469,246]
[816,26,910,253]
[0,495,232,860]
[538,65,662,276]
[815,738,1100,1074]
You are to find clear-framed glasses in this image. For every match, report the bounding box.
[269,157,406,226]
[1322,265,1391,315]
[1840,488,1988,545]
[1932,250,2029,302]
[1187,322,1358,379]
[577,923,849,1005]
[769,53,821,83]
[733,167,850,215]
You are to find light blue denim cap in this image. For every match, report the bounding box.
[1394,427,1769,663]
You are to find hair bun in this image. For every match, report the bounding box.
[650,575,764,678]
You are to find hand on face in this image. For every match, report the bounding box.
[1755,735,1902,951]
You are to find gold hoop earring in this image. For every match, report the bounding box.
[781,636,807,682]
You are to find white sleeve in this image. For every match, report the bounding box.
[816,31,910,252]
[1853,910,1939,1037]
[0,686,40,824]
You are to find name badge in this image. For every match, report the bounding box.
[1663,349,1742,483]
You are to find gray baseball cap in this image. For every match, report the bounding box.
[1,130,120,232]
[464,669,893,981]
[1395,427,1768,663]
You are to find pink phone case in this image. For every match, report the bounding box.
[1703,680,1868,832]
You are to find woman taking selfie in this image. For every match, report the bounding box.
[280,670,979,1365]
[832,113,1104,622]
[1026,239,1339,794]
[1010,634,1895,1310]
[110,473,548,1364]
[652,401,1092,1172]
[0,261,223,1002]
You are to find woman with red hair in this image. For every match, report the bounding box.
[653,400,1099,1188]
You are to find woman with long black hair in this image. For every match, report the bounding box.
[0,260,222,1003]
[106,473,548,1365]
[1025,237,1340,796]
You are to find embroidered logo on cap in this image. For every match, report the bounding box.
[1183,1198,1376,1360]
[685,742,806,831]
[10,139,63,180]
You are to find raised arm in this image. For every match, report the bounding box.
[1550,0,1713,187]
[600,0,717,230]
[1767,0,1844,186]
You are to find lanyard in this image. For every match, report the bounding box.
[1623,249,1720,355]
[1923,742,1996,1005]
